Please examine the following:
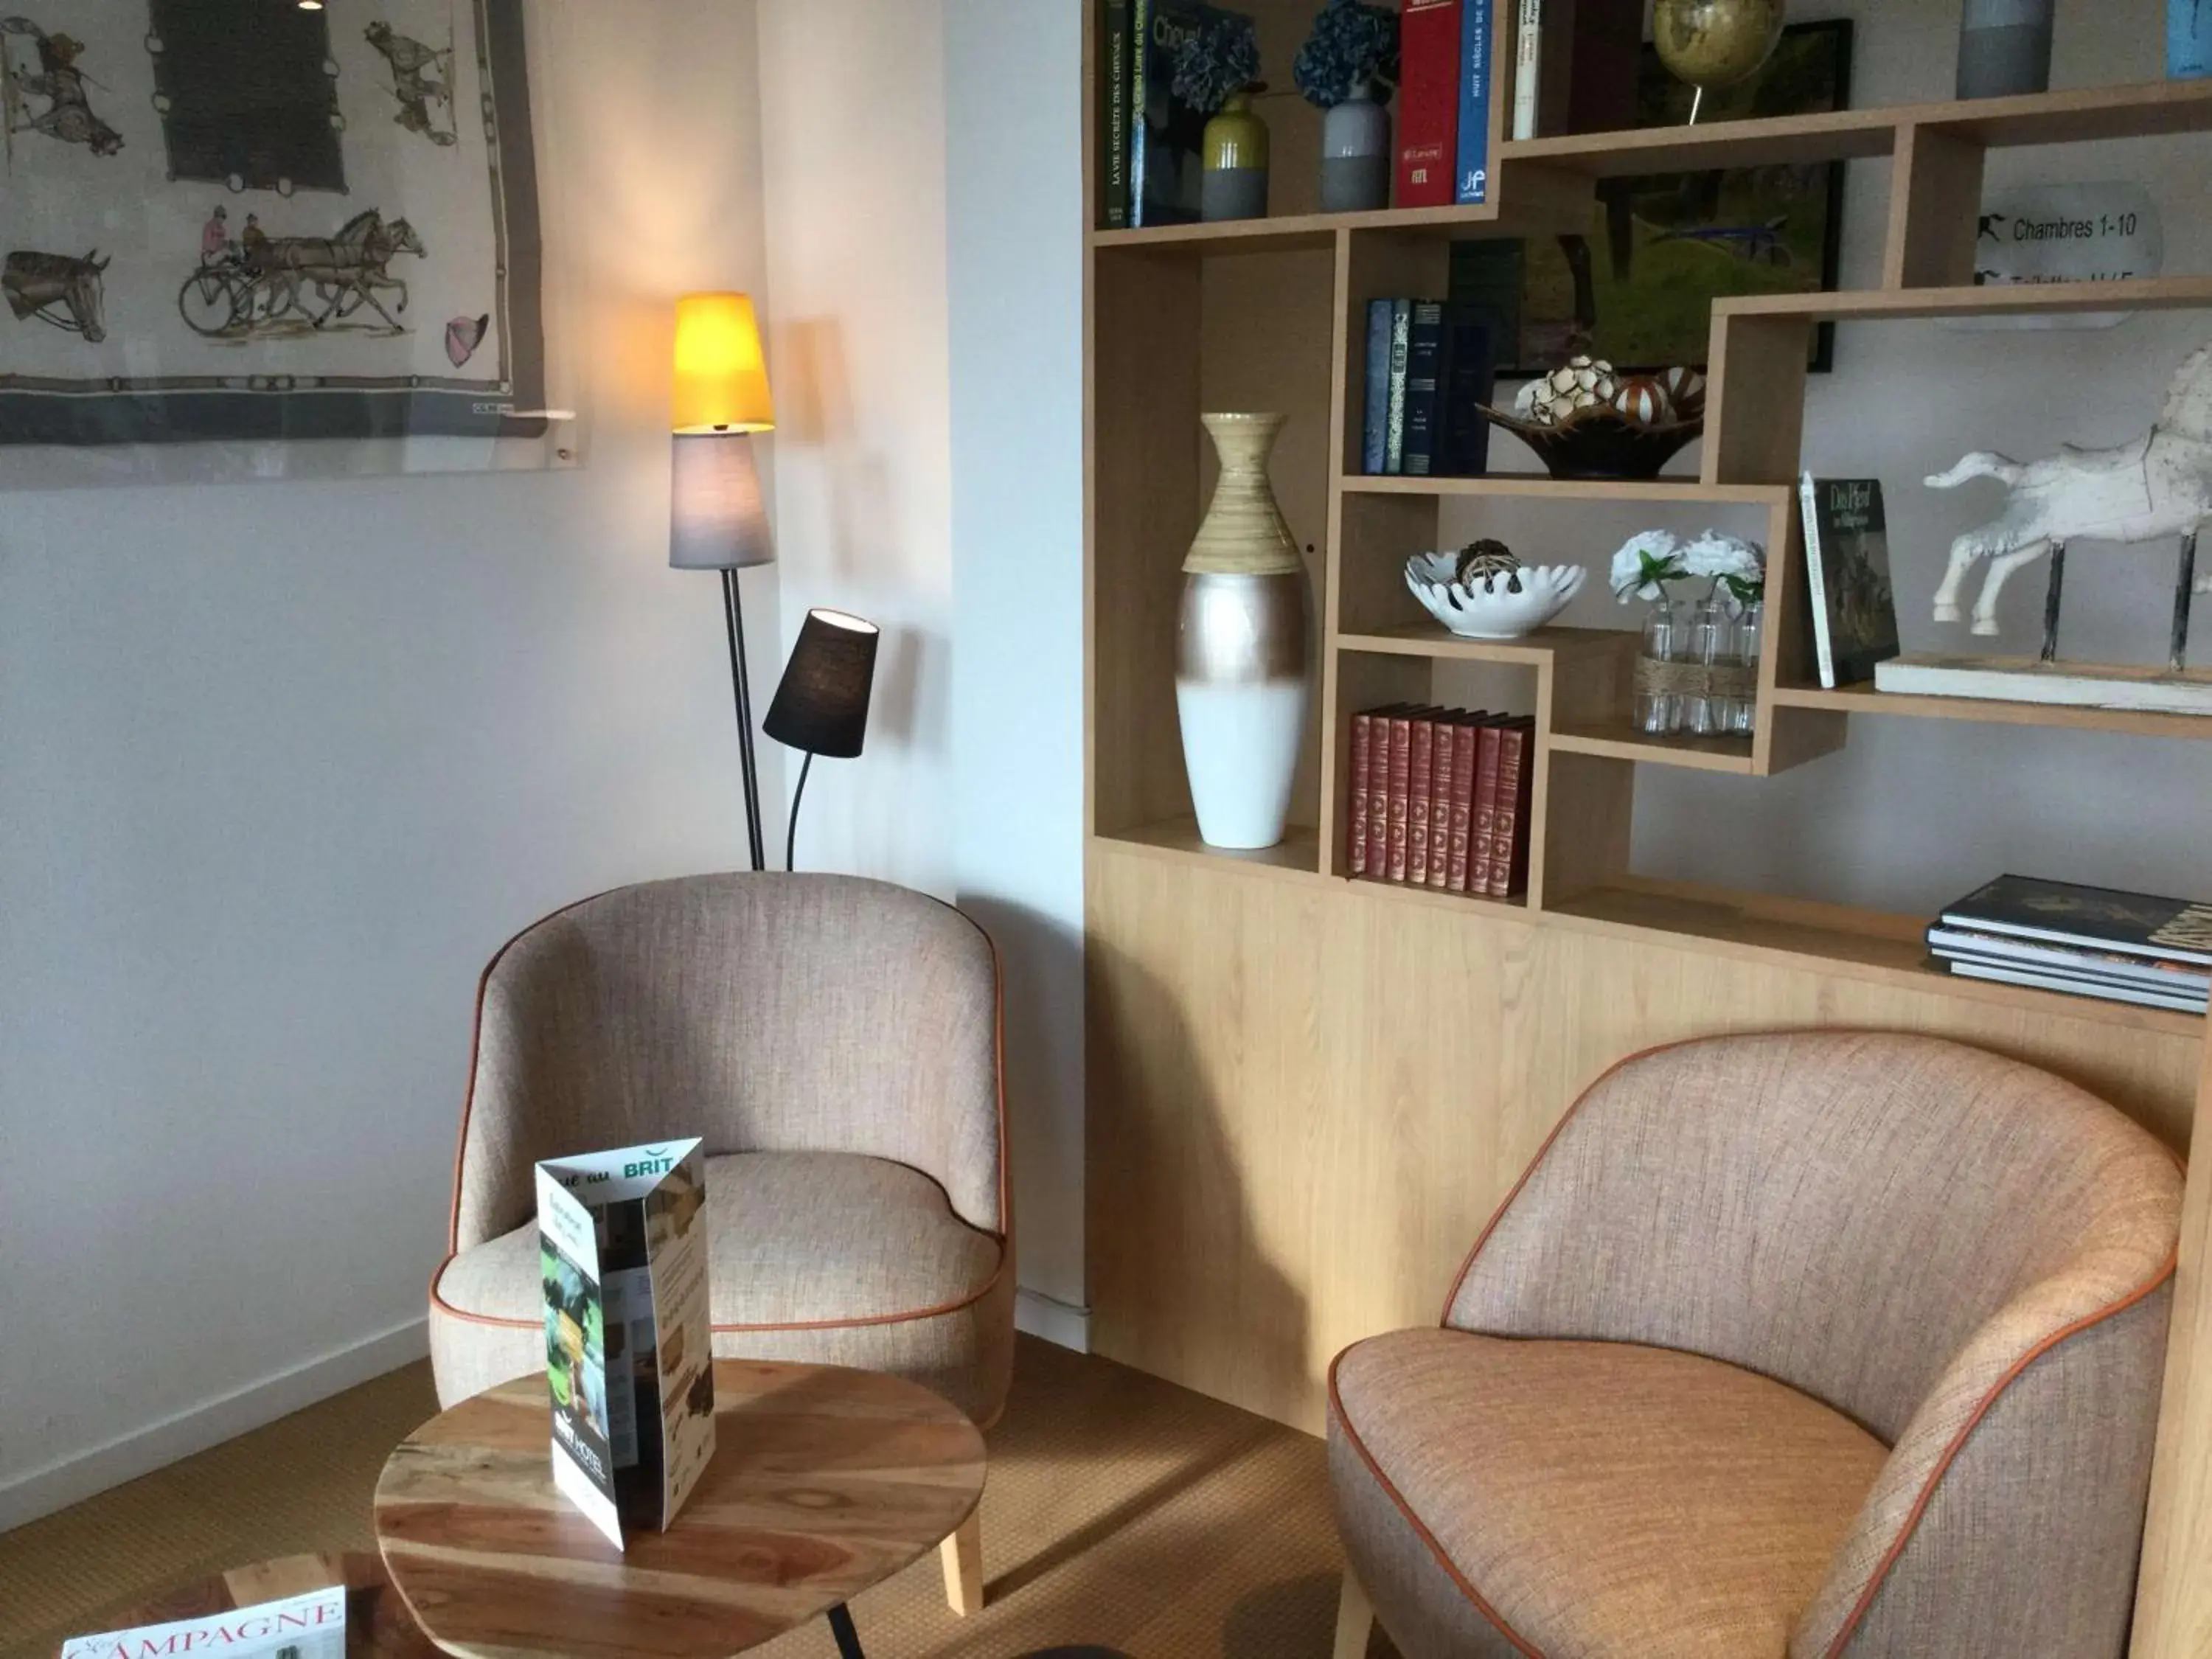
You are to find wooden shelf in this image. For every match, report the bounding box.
[1340,473,1787,505]
[1770,679,2212,740]
[1091,199,1539,257]
[1502,77,2212,178]
[1551,723,1758,773]
[1718,274,2212,321]
[1094,818,1321,880]
[1336,622,1624,666]
[1545,878,2208,1037]
[1347,873,1532,918]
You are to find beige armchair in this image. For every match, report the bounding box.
[428,872,1010,1612]
[1328,1031,2183,1659]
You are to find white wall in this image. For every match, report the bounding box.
[755,1,956,894]
[945,0,1090,1337]
[0,0,778,1526]
[752,0,1091,1342]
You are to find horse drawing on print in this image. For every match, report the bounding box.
[1926,341,2212,668]
[1,18,124,156]
[4,247,108,341]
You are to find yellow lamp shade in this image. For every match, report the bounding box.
[672,292,774,434]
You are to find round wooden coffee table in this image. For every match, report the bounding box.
[53,1554,436,1658]
[373,1358,986,1659]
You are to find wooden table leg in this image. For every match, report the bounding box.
[827,1603,866,1659]
[940,1510,984,1615]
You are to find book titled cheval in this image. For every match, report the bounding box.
[538,1138,717,1548]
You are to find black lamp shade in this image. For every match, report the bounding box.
[764,608,879,758]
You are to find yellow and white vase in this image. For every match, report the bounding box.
[1178,413,1309,849]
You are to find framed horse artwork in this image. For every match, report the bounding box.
[0,0,563,481]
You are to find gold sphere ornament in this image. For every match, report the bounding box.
[1652,0,1786,122]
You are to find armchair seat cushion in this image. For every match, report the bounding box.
[1329,1329,1888,1659]
[431,1150,1010,1418]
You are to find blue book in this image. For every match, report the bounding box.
[1383,299,1413,474]
[1361,299,1392,474]
[1401,302,1447,478]
[1436,310,1498,478]
[1454,0,1492,204]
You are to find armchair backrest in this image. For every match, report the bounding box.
[451,874,1001,1253]
[1444,1031,2179,1444]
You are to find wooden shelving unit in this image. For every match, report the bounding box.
[1083,11,2212,1591]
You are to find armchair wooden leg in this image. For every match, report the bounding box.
[939,1510,984,1616]
[1332,1570,1374,1659]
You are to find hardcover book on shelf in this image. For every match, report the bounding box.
[1348,709,1377,875]
[1366,702,1402,878]
[1945,959,2208,1015]
[1936,876,2212,967]
[1511,0,1641,139]
[63,1592,345,1659]
[1467,717,1506,894]
[1435,308,1499,477]
[1489,716,1537,898]
[1925,925,2212,994]
[1401,302,1448,477]
[1455,0,1495,204]
[1801,475,1900,688]
[1101,0,1133,228]
[1408,714,1439,885]
[538,1139,717,1549]
[1385,708,1418,881]
[1384,299,1414,474]
[1361,301,1393,474]
[1134,1,1251,226]
[1428,714,1460,890]
[1397,0,1462,207]
[1447,717,1482,891]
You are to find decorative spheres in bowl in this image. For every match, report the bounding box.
[1404,549,1587,639]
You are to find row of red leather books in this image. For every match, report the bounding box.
[1347,706,1534,898]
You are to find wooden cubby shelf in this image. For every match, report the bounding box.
[1088,0,2212,1035]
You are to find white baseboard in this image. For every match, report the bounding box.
[1015,1285,1092,1353]
[0,1315,429,1534]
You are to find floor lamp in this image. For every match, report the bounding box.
[670,293,776,871]
[764,608,879,872]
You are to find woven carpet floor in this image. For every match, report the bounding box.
[0,1335,1391,1658]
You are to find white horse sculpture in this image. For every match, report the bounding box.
[1926,340,2212,667]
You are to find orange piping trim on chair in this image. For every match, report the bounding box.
[444,885,619,1256]
[1813,1250,2178,1659]
[1327,1340,1548,1659]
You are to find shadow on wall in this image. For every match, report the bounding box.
[773,316,894,586]
[1087,939,1310,1422]
[874,622,947,752]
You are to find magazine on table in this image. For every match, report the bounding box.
[62,1588,345,1659]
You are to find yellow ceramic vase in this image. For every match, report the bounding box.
[1201,91,1270,221]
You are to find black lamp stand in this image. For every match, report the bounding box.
[719,569,767,872]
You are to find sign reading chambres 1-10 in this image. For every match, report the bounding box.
[536,1139,716,1550]
[0,0,545,449]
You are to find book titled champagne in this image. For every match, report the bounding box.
[1800,475,1900,688]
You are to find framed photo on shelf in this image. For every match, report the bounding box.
[0,0,548,455]
[1453,19,1854,376]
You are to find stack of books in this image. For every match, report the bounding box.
[1349,706,1534,899]
[1927,875,2212,1015]
[1360,299,1498,477]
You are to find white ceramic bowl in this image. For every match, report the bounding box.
[1403,553,1587,639]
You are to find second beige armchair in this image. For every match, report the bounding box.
[426,872,1011,1613]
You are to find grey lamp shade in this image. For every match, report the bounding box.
[763,609,879,758]
[669,431,774,570]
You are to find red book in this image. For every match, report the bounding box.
[1427,713,1460,890]
[1347,711,1375,877]
[1366,702,1400,881]
[1385,709,1416,883]
[1446,717,1482,892]
[1467,718,1505,895]
[1397,0,1461,208]
[1489,717,1537,899]
[1407,715,1437,886]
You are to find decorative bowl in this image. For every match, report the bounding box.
[1475,404,1705,481]
[1404,554,1587,639]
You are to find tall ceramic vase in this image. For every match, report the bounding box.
[1178,414,1310,850]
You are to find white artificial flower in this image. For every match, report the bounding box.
[1609,529,1686,603]
[1680,530,1766,609]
